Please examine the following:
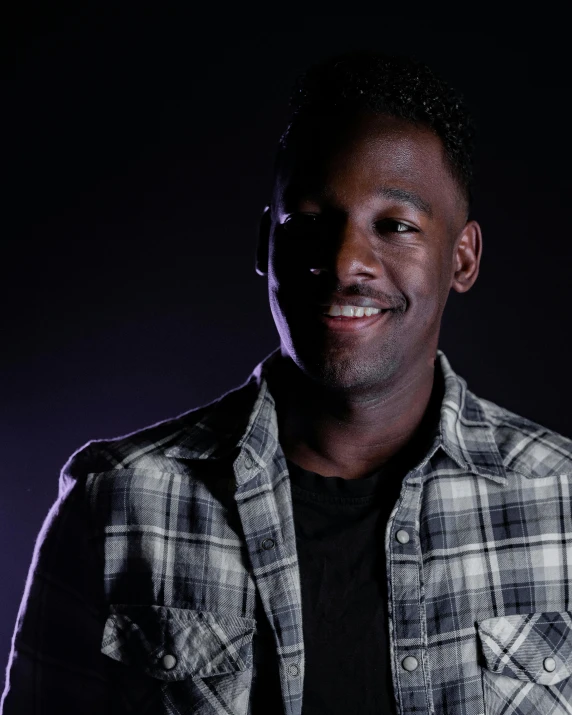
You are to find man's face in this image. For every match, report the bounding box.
[260,111,479,394]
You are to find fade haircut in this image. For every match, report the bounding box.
[277,52,476,212]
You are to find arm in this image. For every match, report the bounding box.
[1,478,113,714]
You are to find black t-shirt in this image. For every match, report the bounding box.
[288,458,402,715]
[253,362,444,713]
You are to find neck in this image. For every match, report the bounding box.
[269,351,441,479]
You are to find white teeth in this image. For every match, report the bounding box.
[326,305,382,317]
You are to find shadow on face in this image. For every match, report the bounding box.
[257,111,482,394]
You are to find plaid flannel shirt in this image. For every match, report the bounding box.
[3,347,572,715]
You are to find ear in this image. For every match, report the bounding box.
[451,219,482,293]
[255,205,271,276]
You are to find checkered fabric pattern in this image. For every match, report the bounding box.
[3,347,572,715]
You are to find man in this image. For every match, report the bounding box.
[2,52,572,715]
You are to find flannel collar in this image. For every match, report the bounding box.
[164,348,507,485]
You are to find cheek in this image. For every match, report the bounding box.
[267,244,294,319]
[268,236,314,304]
[268,236,292,284]
[384,248,451,329]
[267,238,285,292]
[385,250,438,302]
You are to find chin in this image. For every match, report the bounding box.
[290,342,401,394]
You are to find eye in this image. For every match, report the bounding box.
[281,214,322,238]
[374,219,418,235]
[394,221,411,233]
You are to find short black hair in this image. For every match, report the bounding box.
[278,52,475,211]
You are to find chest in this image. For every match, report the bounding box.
[418,474,572,616]
[390,471,572,715]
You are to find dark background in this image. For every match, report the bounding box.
[1,11,567,687]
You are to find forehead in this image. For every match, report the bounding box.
[275,112,461,216]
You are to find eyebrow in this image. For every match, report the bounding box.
[281,183,434,218]
[375,186,433,217]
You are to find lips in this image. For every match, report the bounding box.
[318,297,393,310]
[318,308,391,332]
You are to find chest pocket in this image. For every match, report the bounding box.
[478,611,572,715]
[101,604,256,715]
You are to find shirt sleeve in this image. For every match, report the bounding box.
[0,477,114,714]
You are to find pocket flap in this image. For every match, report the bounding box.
[101,604,256,681]
[478,611,572,685]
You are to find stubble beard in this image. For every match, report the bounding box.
[284,326,403,398]
[272,290,404,397]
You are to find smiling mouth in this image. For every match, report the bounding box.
[323,305,385,318]
[318,308,392,332]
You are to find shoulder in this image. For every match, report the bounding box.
[58,376,259,495]
[472,391,572,478]
[57,410,198,496]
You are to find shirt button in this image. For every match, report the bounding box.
[261,538,275,550]
[244,455,254,469]
[402,656,419,672]
[543,657,556,672]
[396,529,410,544]
[161,653,177,670]
[287,663,300,677]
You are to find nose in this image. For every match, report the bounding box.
[312,219,381,282]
